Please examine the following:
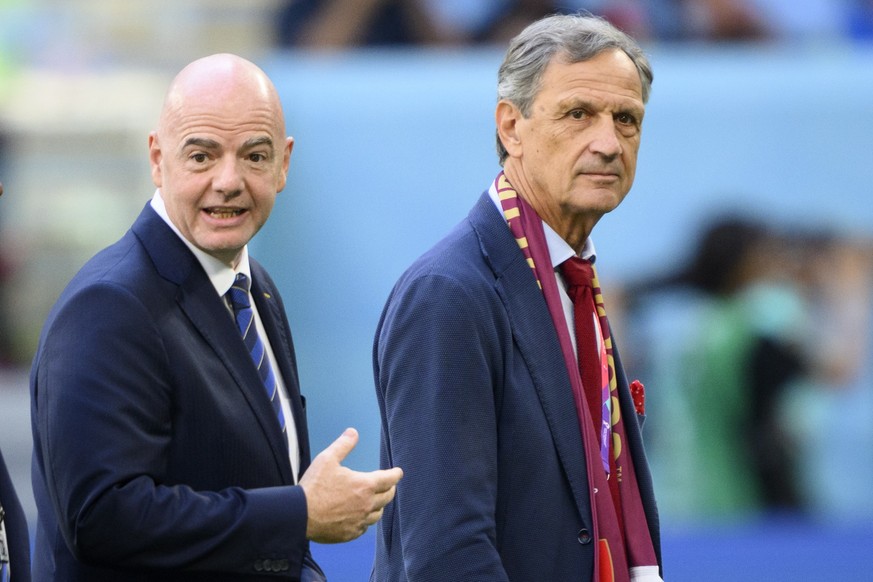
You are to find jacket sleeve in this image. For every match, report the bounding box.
[375,270,511,581]
[32,279,309,575]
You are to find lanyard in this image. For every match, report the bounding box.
[0,505,10,582]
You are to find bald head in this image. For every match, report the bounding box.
[157,54,286,138]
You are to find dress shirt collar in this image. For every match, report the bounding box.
[150,189,251,297]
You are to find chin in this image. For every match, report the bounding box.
[569,191,624,215]
[598,188,628,210]
[198,239,247,263]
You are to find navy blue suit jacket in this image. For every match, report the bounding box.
[1,448,30,581]
[372,193,661,581]
[30,205,322,581]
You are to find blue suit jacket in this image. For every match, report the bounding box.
[1,448,30,582]
[30,205,323,581]
[372,193,661,581]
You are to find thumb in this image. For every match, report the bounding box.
[324,427,358,464]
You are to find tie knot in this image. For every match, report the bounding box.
[561,257,594,290]
[228,273,252,311]
[234,272,250,289]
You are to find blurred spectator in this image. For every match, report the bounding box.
[625,213,873,523]
[848,0,873,39]
[0,171,14,368]
[681,0,770,40]
[744,0,873,42]
[785,233,873,519]
[471,0,652,43]
[464,0,772,43]
[744,0,853,41]
[275,0,461,48]
[624,215,815,520]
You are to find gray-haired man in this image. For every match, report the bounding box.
[372,13,662,581]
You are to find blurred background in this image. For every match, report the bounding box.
[1,0,873,580]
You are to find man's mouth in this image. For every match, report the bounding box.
[580,170,620,183]
[205,207,244,219]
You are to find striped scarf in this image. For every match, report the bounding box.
[494,171,658,582]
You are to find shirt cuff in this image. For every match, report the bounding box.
[630,565,663,582]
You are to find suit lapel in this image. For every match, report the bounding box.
[131,205,294,484]
[468,193,593,523]
[250,267,312,474]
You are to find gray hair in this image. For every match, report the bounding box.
[496,13,653,164]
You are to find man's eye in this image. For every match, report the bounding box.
[249,153,266,163]
[616,112,638,126]
[570,110,586,120]
[191,153,208,163]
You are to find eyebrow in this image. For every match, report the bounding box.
[556,95,592,109]
[556,96,644,116]
[181,137,221,150]
[241,136,275,151]
[180,135,275,154]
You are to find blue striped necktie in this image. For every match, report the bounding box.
[227,273,286,434]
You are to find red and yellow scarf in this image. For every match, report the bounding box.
[494,171,658,582]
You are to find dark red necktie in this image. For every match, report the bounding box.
[560,258,603,432]
[560,256,626,541]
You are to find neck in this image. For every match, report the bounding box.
[502,165,595,254]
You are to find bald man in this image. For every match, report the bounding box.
[30,54,402,581]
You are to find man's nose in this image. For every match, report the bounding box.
[588,116,622,159]
[213,157,244,195]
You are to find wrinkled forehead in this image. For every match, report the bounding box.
[546,49,644,100]
[164,94,283,137]
[557,48,647,103]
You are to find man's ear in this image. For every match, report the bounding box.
[148,132,163,188]
[277,136,294,193]
[495,100,523,159]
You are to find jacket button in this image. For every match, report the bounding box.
[254,560,264,572]
[578,529,592,544]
